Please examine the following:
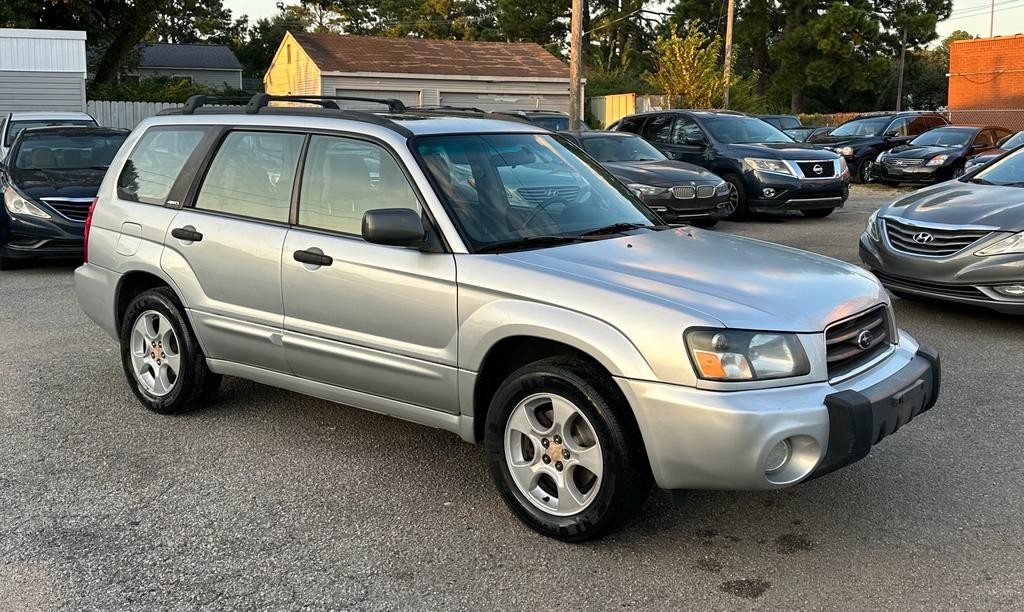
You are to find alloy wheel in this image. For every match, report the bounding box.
[504,392,604,516]
[722,183,740,217]
[129,310,181,397]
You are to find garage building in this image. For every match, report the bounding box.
[0,28,87,114]
[264,32,572,113]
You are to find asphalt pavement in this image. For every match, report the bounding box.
[1,184,1022,610]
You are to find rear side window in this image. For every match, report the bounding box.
[298,135,421,235]
[194,131,304,223]
[118,127,206,205]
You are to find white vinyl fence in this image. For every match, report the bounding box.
[87,100,181,129]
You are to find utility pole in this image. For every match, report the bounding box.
[895,28,908,111]
[569,0,583,127]
[990,0,995,37]
[723,0,735,108]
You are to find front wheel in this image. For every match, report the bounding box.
[119,287,221,414]
[801,207,835,218]
[854,158,873,184]
[951,163,966,179]
[720,174,749,220]
[484,357,652,542]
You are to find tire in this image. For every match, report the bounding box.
[691,218,719,228]
[720,174,749,220]
[484,356,652,542]
[0,257,23,271]
[854,158,873,184]
[801,207,835,218]
[951,162,966,179]
[119,287,221,414]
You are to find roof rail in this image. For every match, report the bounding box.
[247,94,406,113]
[177,95,253,114]
[407,104,486,113]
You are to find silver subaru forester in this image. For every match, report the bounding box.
[75,95,940,541]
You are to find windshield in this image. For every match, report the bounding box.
[414,133,657,252]
[581,135,665,162]
[999,131,1024,150]
[784,127,815,141]
[972,147,1024,187]
[703,117,792,144]
[13,133,127,171]
[5,119,96,146]
[910,129,975,147]
[829,117,891,137]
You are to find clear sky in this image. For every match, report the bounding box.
[222,0,1024,40]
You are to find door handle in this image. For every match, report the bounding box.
[171,227,203,242]
[293,248,333,267]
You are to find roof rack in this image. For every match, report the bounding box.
[407,104,487,113]
[247,94,407,113]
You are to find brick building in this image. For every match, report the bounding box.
[947,34,1024,130]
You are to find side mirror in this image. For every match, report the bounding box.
[972,142,988,150]
[684,134,706,146]
[883,130,900,139]
[362,208,426,247]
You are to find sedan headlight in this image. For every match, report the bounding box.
[627,183,667,198]
[925,154,949,167]
[3,186,51,219]
[837,146,855,157]
[685,329,811,381]
[865,209,881,240]
[975,232,1024,256]
[744,158,794,176]
[715,180,730,195]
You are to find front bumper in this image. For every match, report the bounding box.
[1,212,85,260]
[640,191,730,222]
[859,233,1024,314]
[743,171,849,213]
[875,162,951,185]
[616,332,939,490]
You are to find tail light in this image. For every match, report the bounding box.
[83,197,98,263]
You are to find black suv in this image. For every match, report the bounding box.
[614,110,849,219]
[809,111,948,183]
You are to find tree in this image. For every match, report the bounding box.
[233,4,313,77]
[150,0,248,46]
[645,29,727,109]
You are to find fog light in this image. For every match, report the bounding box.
[994,284,1024,298]
[764,439,792,474]
[762,188,777,198]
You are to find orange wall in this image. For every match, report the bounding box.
[948,35,1024,109]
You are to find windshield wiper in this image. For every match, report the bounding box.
[476,235,584,254]
[579,222,656,236]
[970,178,993,185]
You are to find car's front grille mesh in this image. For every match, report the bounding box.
[696,185,716,198]
[41,199,91,222]
[885,158,925,167]
[871,270,988,299]
[883,218,991,257]
[796,161,836,177]
[825,305,892,379]
[516,186,580,205]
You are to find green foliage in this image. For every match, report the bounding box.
[88,77,249,102]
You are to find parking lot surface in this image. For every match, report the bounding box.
[1,185,1022,610]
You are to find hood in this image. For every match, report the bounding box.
[883,181,1024,230]
[602,160,720,186]
[720,142,838,161]
[882,144,960,160]
[10,166,107,201]
[503,228,886,332]
[810,135,876,148]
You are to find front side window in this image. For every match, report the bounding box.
[195,131,304,222]
[887,117,912,137]
[641,115,673,143]
[703,116,792,144]
[616,116,645,134]
[118,127,207,205]
[298,135,421,235]
[12,133,127,170]
[670,116,705,145]
[4,119,97,146]
[581,135,664,162]
[414,133,657,252]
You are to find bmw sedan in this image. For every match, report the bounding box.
[859,144,1024,314]
[874,125,1013,185]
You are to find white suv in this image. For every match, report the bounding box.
[75,95,940,541]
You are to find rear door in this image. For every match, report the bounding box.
[280,134,459,413]
[161,129,305,373]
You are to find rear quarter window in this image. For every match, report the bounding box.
[117,127,208,205]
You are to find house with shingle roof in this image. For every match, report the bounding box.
[131,43,242,90]
[263,32,574,113]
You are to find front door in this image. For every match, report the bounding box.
[162,129,305,373]
[280,134,459,414]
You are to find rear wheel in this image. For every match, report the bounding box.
[119,287,221,414]
[801,207,835,218]
[484,357,652,542]
[720,174,749,220]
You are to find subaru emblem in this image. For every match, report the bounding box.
[856,329,873,350]
[912,232,934,244]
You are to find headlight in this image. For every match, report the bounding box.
[627,183,667,198]
[925,154,949,167]
[744,158,794,176]
[865,209,880,240]
[975,232,1024,256]
[715,180,730,195]
[838,156,849,174]
[3,186,51,219]
[837,146,854,157]
[685,329,811,381]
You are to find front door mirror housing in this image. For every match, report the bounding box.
[684,135,706,146]
[362,208,426,247]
